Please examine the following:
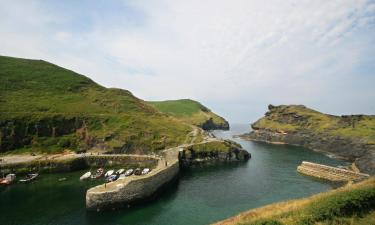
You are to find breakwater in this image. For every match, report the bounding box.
[86,148,180,211]
[297,161,370,182]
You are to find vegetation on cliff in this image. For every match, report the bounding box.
[214,177,375,225]
[148,99,229,130]
[251,104,375,142]
[0,56,196,154]
[179,140,250,167]
[244,104,375,174]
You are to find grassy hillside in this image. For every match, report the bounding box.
[251,104,375,143]
[214,178,375,225]
[148,99,229,130]
[0,56,194,154]
[246,104,375,174]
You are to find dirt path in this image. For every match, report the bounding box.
[0,152,79,165]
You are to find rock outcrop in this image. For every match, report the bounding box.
[240,105,375,175]
[179,140,250,167]
[200,117,230,130]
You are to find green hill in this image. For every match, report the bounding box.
[214,178,375,225]
[0,56,194,154]
[148,99,229,130]
[241,104,375,174]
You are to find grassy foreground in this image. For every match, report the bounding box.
[148,99,229,130]
[0,56,197,154]
[214,178,375,225]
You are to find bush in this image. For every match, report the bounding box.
[57,137,71,148]
[249,219,284,225]
[300,187,375,224]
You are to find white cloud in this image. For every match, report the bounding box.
[0,0,374,122]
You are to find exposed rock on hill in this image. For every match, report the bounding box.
[179,140,250,167]
[240,104,375,175]
[0,56,194,154]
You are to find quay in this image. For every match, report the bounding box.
[85,147,181,211]
[297,161,370,182]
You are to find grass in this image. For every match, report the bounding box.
[214,178,375,225]
[0,55,197,154]
[189,141,231,153]
[252,105,375,143]
[148,99,229,129]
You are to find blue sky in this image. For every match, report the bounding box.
[1,0,375,123]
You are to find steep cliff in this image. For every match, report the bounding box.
[0,56,194,154]
[240,104,375,175]
[148,99,229,130]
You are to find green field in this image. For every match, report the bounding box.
[0,56,196,154]
[148,99,229,130]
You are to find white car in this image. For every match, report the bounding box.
[116,169,125,174]
[141,168,151,175]
[105,170,114,177]
[125,169,134,176]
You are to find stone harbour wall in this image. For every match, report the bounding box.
[86,152,179,211]
[297,161,370,182]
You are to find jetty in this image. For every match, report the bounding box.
[85,147,181,211]
[297,161,370,182]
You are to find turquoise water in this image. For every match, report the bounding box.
[0,124,347,225]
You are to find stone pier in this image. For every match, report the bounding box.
[297,161,370,182]
[85,148,180,211]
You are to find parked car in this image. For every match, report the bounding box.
[134,168,142,175]
[141,168,151,175]
[125,169,134,176]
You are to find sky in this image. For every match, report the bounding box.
[1,0,375,123]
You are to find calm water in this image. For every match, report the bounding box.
[0,124,347,225]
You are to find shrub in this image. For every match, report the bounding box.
[300,187,375,224]
[249,219,284,225]
[57,137,71,148]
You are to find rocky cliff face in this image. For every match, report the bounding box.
[240,105,375,175]
[0,115,90,152]
[178,140,250,167]
[0,56,194,154]
[200,117,230,130]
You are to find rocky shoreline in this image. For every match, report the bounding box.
[239,105,375,175]
[240,128,374,175]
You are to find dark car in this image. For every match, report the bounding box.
[134,168,142,175]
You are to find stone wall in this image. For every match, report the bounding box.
[297,161,370,182]
[0,154,158,174]
[83,154,158,169]
[86,153,179,211]
[85,141,251,211]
